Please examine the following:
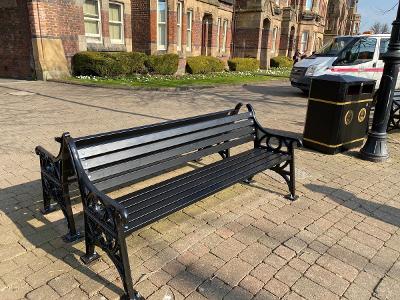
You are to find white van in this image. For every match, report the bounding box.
[290,34,394,94]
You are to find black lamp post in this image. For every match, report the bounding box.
[360,2,400,162]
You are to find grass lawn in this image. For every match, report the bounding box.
[69,68,291,88]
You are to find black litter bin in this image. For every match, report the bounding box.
[303,75,376,154]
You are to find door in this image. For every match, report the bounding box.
[333,37,378,84]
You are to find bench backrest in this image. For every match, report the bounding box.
[73,106,256,192]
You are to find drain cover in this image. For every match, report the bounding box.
[8,91,35,96]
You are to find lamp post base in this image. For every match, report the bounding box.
[360,132,389,162]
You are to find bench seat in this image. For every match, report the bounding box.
[119,149,290,234]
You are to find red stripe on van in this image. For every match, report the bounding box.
[330,68,384,73]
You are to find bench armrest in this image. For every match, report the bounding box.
[257,126,303,149]
[35,145,58,162]
[80,177,129,229]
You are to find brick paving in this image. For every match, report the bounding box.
[0,78,399,299]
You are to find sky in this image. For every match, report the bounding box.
[358,0,397,32]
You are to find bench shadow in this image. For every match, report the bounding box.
[0,179,125,296]
[305,183,400,227]
[1,178,264,299]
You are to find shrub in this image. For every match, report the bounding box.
[108,52,148,74]
[186,56,225,74]
[145,54,179,75]
[72,51,148,77]
[228,58,260,72]
[270,56,294,68]
[72,52,122,77]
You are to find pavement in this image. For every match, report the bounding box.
[0,78,399,300]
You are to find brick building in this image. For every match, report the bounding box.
[0,0,133,79]
[324,0,360,43]
[0,0,358,79]
[132,0,234,58]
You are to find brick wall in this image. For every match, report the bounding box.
[0,0,33,79]
[132,0,151,53]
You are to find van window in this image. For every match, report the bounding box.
[335,37,377,65]
[379,38,390,55]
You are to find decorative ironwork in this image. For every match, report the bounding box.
[35,139,81,242]
[246,104,301,200]
[388,97,400,131]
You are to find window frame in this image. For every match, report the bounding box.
[109,1,124,45]
[84,0,102,42]
[217,18,221,52]
[222,19,228,53]
[300,31,309,53]
[157,0,168,50]
[186,10,193,52]
[177,1,183,51]
[272,27,278,53]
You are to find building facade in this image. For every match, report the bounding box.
[324,0,360,43]
[132,0,234,58]
[0,0,358,79]
[234,0,328,67]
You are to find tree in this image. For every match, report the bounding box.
[370,22,390,34]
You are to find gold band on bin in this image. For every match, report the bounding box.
[308,98,373,106]
[303,137,366,148]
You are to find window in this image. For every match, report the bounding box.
[314,0,319,13]
[157,0,167,50]
[217,18,221,52]
[305,0,313,10]
[272,27,278,53]
[177,2,183,51]
[186,10,192,51]
[379,38,389,56]
[109,2,124,44]
[300,31,309,53]
[84,0,102,41]
[336,38,377,65]
[222,19,228,53]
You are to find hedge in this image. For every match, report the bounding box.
[72,52,178,77]
[72,52,124,77]
[108,52,148,74]
[145,54,179,75]
[186,56,225,74]
[270,56,294,68]
[228,58,260,72]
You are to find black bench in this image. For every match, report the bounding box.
[388,90,400,131]
[37,104,301,299]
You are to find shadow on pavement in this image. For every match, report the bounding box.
[305,183,400,228]
[0,179,125,296]
[0,84,171,122]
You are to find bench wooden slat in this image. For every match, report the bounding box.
[78,112,252,158]
[122,149,271,214]
[84,121,254,170]
[88,122,254,182]
[94,134,255,191]
[124,151,288,233]
[117,148,259,204]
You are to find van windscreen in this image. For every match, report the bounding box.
[314,37,354,57]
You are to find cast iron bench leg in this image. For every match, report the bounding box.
[271,148,298,201]
[81,214,143,300]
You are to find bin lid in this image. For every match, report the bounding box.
[310,74,376,101]
[312,74,376,85]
